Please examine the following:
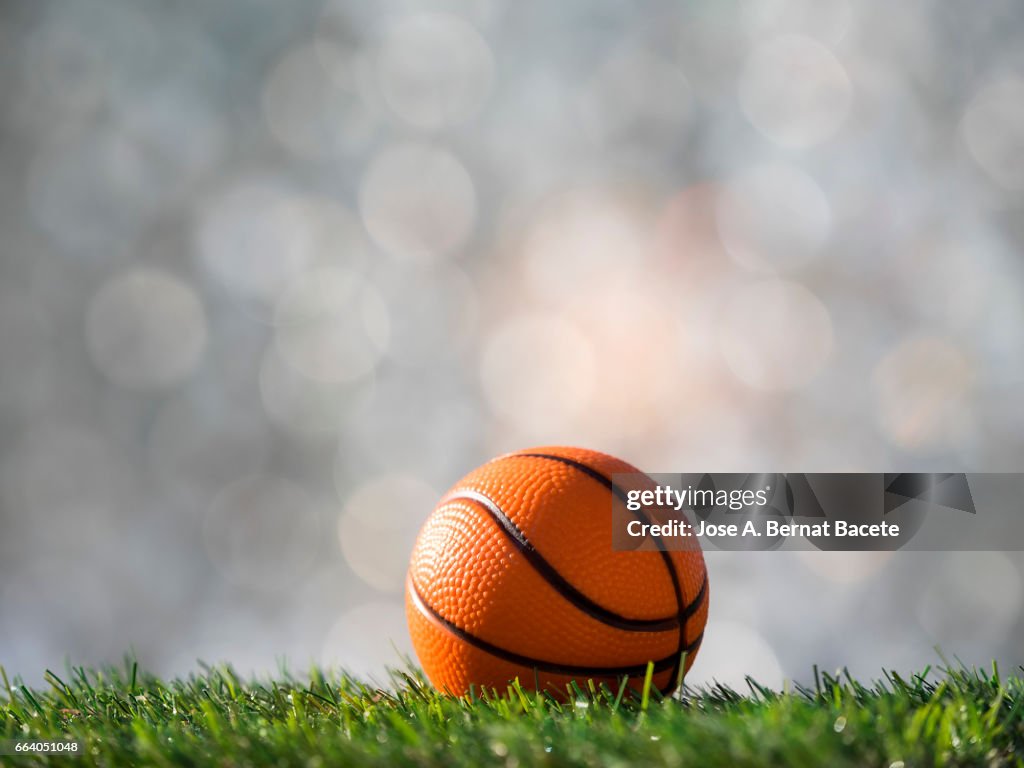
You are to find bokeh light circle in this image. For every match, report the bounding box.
[359,143,476,262]
[742,0,852,45]
[337,474,437,593]
[716,164,832,272]
[377,12,493,129]
[259,345,375,437]
[872,336,974,451]
[523,189,651,300]
[273,268,390,383]
[86,267,207,390]
[263,44,374,157]
[198,192,370,317]
[739,35,851,148]
[479,312,596,433]
[961,77,1024,191]
[196,183,317,314]
[718,279,834,391]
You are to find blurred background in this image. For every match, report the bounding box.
[1,0,1023,689]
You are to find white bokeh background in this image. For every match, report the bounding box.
[0,0,1023,690]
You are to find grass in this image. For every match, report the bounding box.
[1,660,1023,767]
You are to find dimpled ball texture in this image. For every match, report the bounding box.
[406,446,708,696]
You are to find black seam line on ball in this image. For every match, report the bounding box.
[444,489,679,633]
[681,572,708,623]
[512,452,693,693]
[408,578,679,678]
[684,631,704,655]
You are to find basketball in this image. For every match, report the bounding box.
[406,446,709,696]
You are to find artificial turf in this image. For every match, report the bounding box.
[1,660,1022,766]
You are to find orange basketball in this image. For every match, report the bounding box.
[406,446,709,697]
